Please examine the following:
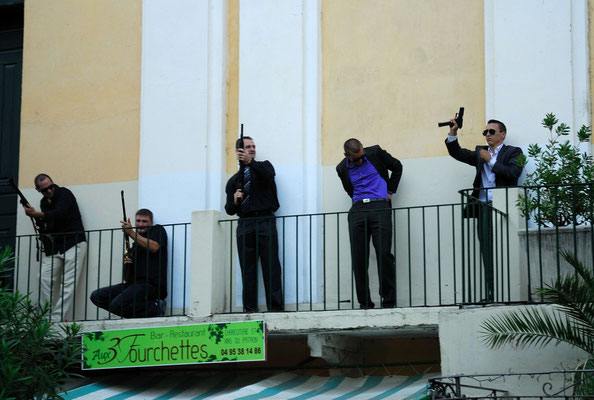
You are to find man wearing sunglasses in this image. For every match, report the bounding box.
[23,173,86,322]
[445,118,523,302]
[336,138,403,309]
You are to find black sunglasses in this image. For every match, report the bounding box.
[482,129,498,136]
[39,184,56,194]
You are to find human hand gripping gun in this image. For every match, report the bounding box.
[121,190,133,283]
[438,107,464,128]
[0,177,49,260]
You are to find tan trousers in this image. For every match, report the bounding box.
[39,241,87,322]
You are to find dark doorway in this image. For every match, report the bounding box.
[0,1,24,282]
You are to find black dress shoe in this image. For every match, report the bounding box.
[359,303,375,310]
[243,307,259,313]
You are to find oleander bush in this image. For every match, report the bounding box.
[0,245,82,400]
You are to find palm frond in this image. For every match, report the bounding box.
[559,250,594,290]
[536,252,594,338]
[481,306,593,354]
[481,251,594,356]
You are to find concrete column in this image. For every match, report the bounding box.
[189,210,227,317]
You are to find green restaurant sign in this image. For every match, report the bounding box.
[82,320,266,369]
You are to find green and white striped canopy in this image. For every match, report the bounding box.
[62,371,435,399]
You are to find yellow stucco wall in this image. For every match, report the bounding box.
[322,0,485,165]
[226,0,240,174]
[19,0,142,188]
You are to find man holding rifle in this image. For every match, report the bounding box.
[225,136,284,313]
[444,116,523,302]
[90,208,167,318]
[22,173,86,322]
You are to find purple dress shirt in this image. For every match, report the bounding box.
[348,156,389,203]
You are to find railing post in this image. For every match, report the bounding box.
[189,210,227,317]
[492,188,526,301]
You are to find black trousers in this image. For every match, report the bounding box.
[90,282,160,318]
[348,201,396,308]
[477,203,494,301]
[237,218,284,312]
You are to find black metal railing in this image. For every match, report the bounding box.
[6,223,190,322]
[220,203,471,313]
[425,369,594,399]
[459,187,514,304]
[221,183,593,313]
[519,182,594,302]
[4,182,591,319]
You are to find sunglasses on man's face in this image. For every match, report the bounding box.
[39,184,56,194]
[482,129,498,136]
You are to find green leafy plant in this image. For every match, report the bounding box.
[517,113,594,227]
[481,250,594,394]
[0,245,83,399]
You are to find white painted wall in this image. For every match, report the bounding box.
[140,0,226,219]
[235,0,321,307]
[440,305,588,395]
[140,0,228,309]
[239,0,320,216]
[484,0,590,148]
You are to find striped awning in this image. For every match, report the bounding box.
[62,372,435,399]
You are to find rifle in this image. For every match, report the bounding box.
[438,107,464,128]
[237,123,245,189]
[121,190,133,283]
[0,177,49,260]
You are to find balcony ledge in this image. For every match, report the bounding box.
[76,306,457,337]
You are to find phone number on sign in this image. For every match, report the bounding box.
[221,347,262,356]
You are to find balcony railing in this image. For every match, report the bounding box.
[458,187,515,304]
[426,369,594,399]
[220,204,467,312]
[3,182,592,320]
[219,183,593,313]
[518,182,594,302]
[4,223,190,322]
[219,196,521,313]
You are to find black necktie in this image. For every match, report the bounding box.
[241,166,251,209]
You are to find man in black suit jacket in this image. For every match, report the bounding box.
[337,139,403,309]
[445,118,523,301]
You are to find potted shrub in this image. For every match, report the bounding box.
[518,112,593,227]
[517,113,594,298]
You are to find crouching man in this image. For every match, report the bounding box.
[91,208,167,318]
